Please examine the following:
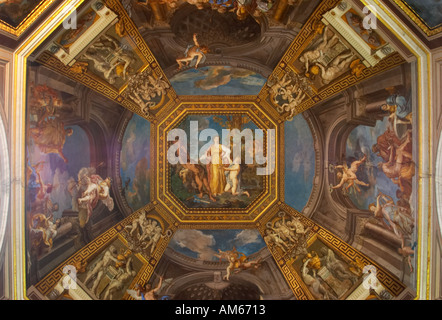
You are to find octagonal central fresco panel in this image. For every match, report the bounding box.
[155,102,281,224]
[170,113,264,209]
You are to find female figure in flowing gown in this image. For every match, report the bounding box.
[204,136,228,196]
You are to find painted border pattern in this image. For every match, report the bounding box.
[392,0,442,36]
[32,204,177,298]
[257,203,406,299]
[35,0,176,121]
[34,227,118,295]
[258,0,407,120]
[0,0,56,37]
[154,101,279,224]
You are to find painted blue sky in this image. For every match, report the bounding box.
[28,125,91,220]
[62,125,91,178]
[284,115,316,212]
[170,66,266,96]
[346,118,399,210]
[120,114,151,211]
[169,229,267,261]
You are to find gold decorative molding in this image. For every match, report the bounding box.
[33,227,119,296]
[46,1,118,66]
[258,204,407,300]
[259,0,406,120]
[31,205,176,299]
[0,0,56,37]
[154,101,280,224]
[15,0,424,301]
[35,0,176,121]
[392,0,442,37]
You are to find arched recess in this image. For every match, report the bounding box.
[150,5,291,80]
[318,64,419,287]
[0,97,10,269]
[433,128,442,298]
[357,0,431,299]
[285,109,325,219]
[436,132,442,240]
[111,108,152,217]
[112,109,135,218]
[169,3,263,49]
[80,88,133,223]
[164,271,266,299]
[319,96,405,270]
[159,247,292,299]
[431,50,442,299]
[4,0,434,300]
[85,111,125,232]
[24,114,111,286]
[324,112,357,216]
[319,64,414,235]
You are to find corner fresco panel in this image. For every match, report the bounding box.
[120,114,151,212]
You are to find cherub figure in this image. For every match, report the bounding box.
[368,192,414,242]
[398,241,416,273]
[214,247,261,281]
[176,33,209,69]
[271,220,297,244]
[268,73,292,98]
[103,257,137,300]
[29,118,73,163]
[139,219,155,243]
[299,26,340,75]
[84,245,119,295]
[377,130,414,194]
[30,213,61,250]
[263,229,290,252]
[76,170,114,227]
[301,257,333,300]
[313,51,356,85]
[331,154,369,193]
[148,74,170,98]
[278,85,307,118]
[127,276,164,300]
[286,217,307,236]
[142,224,164,254]
[224,156,250,197]
[124,211,148,238]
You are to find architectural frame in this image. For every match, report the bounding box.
[1,0,436,300]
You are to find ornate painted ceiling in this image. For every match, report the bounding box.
[20,0,428,301]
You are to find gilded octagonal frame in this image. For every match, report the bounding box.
[15,0,433,301]
[152,99,283,226]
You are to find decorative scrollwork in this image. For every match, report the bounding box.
[122,68,170,116]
